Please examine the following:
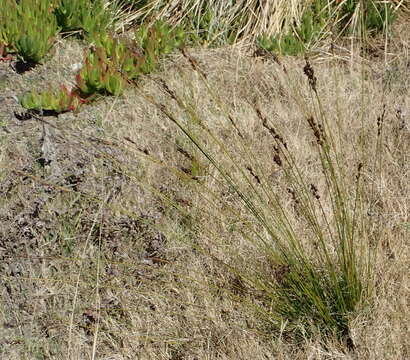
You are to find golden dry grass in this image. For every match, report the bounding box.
[116,0,308,36]
[0,23,409,360]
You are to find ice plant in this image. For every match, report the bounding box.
[75,48,126,96]
[135,20,187,74]
[53,0,115,37]
[19,85,84,114]
[13,0,60,63]
[0,42,12,61]
[90,33,144,80]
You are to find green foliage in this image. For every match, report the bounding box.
[76,21,186,98]
[118,48,145,80]
[257,3,327,56]
[17,18,185,110]
[76,47,127,96]
[182,6,222,45]
[135,20,186,73]
[339,0,397,34]
[257,0,398,56]
[19,85,83,113]
[0,0,59,63]
[16,17,187,110]
[89,32,122,58]
[89,33,142,79]
[262,255,364,339]
[53,0,114,37]
[0,0,19,55]
[189,6,214,42]
[75,32,149,98]
[257,33,303,57]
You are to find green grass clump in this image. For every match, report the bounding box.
[257,1,328,56]
[339,0,397,35]
[257,0,398,56]
[136,53,376,343]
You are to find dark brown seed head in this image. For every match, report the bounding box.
[356,162,363,181]
[307,116,325,145]
[303,59,317,92]
[310,183,320,200]
[287,187,299,205]
[180,48,207,79]
[273,153,282,167]
[158,79,178,101]
[228,114,244,139]
[377,105,386,137]
[246,166,261,184]
[273,145,282,167]
[256,106,288,149]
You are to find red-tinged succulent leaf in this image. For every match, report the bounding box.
[60,84,71,96]
[75,73,87,93]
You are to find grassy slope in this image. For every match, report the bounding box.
[0,20,409,360]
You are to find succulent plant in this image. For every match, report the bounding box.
[75,47,126,96]
[19,85,84,114]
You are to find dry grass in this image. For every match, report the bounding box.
[115,0,318,41]
[115,0,408,46]
[0,23,409,360]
